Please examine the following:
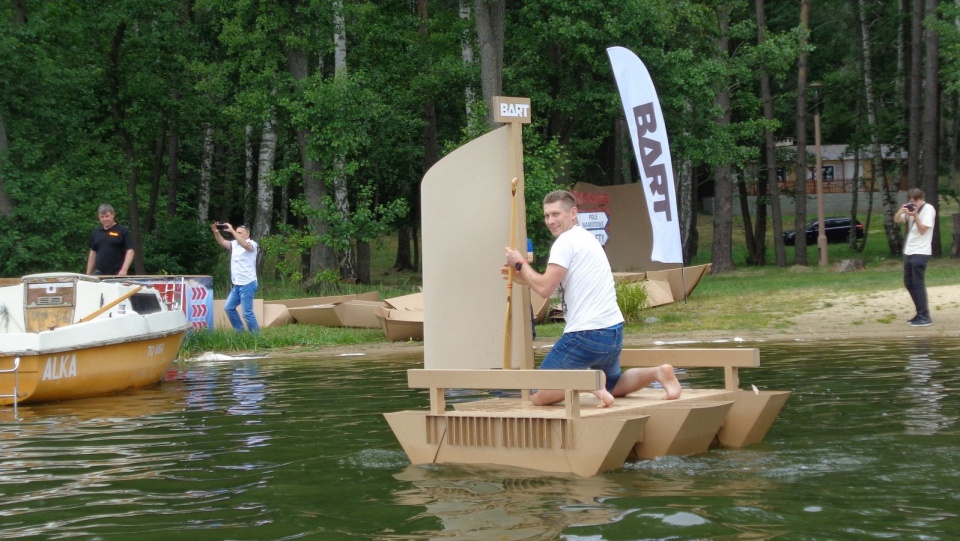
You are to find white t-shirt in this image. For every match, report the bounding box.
[230,239,259,285]
[904,204,936,256]
[548,225,623,333]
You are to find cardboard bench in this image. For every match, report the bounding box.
[618,348,760,391]
[407,369,604,419]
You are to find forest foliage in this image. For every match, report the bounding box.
[1,0,958,280]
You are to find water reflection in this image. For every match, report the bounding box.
[393,464,625,540]
[392,457,789,541]
[901,341,953,436]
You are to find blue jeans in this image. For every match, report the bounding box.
[904,254,930,318]
[225,281,260,333]
[540,323,623,392]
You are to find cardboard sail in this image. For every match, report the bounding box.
[421,126,532,369]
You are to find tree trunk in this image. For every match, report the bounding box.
[11,0,26,24]
[710,4,733,273]
[756,0,785,266]
[254,118,276,239]
[737,172,758,265]
[474,0,504,129]
[197,123,214,223]
[0,1,26,218]
[751,166,768,266]
[859,0,902,256]
[848,110,861,251]
[907,0,923,189]
[922,0,940,255]
[333,0,355,280]
[108,22,145,274]
[394,225,414,271]
[613,117,632,185]
[712,165,734,272]
[284,46,336,277]
[678,158,697,265]
[244,124,255,225]
[166,90,180,219]
[459,1,479,130]
[355,240,371,284]
[0,103,12,219]
[794,0,810,266]
[145,122,166,232]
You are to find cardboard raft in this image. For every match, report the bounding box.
[384,114,789,476]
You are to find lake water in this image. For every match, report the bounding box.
[1,338,958,540]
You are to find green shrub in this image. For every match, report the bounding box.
[616,281,650,324]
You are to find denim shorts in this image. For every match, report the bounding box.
[540,323,623,392]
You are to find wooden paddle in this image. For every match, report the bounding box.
[79,285,143,323]
[503,178,518,369]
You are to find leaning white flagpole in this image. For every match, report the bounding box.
[606,46,682,265]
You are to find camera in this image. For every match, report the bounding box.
[905,203,916,212]
[215,223,229,231]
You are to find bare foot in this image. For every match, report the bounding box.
[657,364,682,400]
[592,389,615,408]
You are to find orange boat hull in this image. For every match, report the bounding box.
[0,330,186,405]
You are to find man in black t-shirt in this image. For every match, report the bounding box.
[86,204,135,276]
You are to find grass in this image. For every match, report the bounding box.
[181,200,960,357]
[181,325,386,356]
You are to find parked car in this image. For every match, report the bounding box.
[783,217,864,246]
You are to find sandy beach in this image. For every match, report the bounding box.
[631,283,960,346]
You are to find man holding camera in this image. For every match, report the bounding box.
[212,222,260,333]
[894,187,936,327]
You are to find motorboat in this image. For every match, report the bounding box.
[0,273,191,407]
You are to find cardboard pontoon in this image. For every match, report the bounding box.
[384,96,788,476]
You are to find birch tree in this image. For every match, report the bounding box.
[460,0,480,131]
[253,118,277,240]
[332,0,355,279]
[197,123,214,223]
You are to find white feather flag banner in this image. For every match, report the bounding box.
[606,46,682,264]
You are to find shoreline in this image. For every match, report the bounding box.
[227,284,960,360]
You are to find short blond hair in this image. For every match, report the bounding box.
[542,190,576,209]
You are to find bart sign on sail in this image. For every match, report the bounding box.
[606,46,682,264]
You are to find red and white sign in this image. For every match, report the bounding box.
[130,276,214,331]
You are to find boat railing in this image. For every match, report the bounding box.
[0,356,21,416]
